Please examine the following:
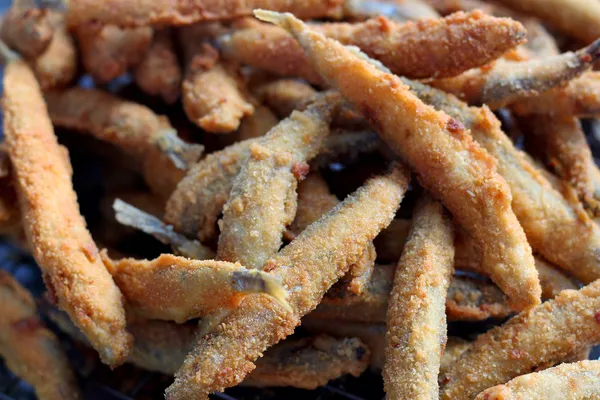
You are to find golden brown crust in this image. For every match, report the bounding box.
[221,11,525,82]
[102,252,286,322]
[431,38,600,108]
[165,138,257,241]
[259,11,539,311]
[217,98,335,268]
[0,272,81,400]
[67,0,345,27]
[133,28,181,104]
[2,59,131,366]
[75,23,153,84]
[402,77,600,286]
[44,88,198,199]
[165,166,409,399]
[383,196,454,400]
[1,4,53,59]
[475,360,600,400]
[440,281,600,400]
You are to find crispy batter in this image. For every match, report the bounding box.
[384,196,454,400]
[243,335,370,389]
[440,280,600,400]
[344,0,439,21]
[101,252,289,322]
[425,0,559,59]
[165,138,256,242]
[512,72,600,117]
[179,24,254,133]
[217,97,335,268]
[165,165,409,399]
[44,88,203,199]
[257,10,539,311]
[288,173,375,294]
[165,130,378,243]
[311,264,513,322]
[75,23,153,84]
[494,0,600,43]
[402,77,600,286]
[0,272,80,400]
[1,2,53,59]
[521,115,600,215]
[431,38,600,108]
[217,96,339,268]
[32,11,77,91]
[2,57,131,366]
[66,0,345,27]
[475,360,600,400]
[221,11,525,82]
[133,28,181,104]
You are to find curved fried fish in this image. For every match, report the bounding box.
[402,77,600,287]
[220,11,525,82]
[475,360,600,400]
[44,88,203,198]
[288,173,375,294]
[102,251,290,322]
[2,57,131,365]
[512,72,600,117]
[440,280,600,400]
[218,97,335,268]
[256,10,539,311]
[0,271,80,400]
[431,38,600,109]
[384,196,454,400]
[165,165,409,399]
